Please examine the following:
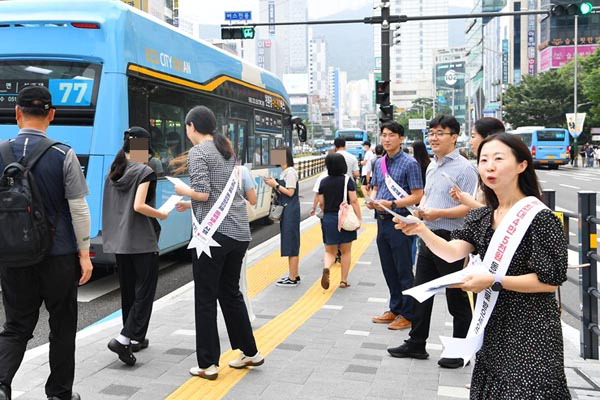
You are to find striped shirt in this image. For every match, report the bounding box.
[371,150,423,213]
[188,140,251,242]
[423,149,478,231]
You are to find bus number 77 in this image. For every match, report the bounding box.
[58,82,88,104]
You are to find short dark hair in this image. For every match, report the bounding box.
[334,137,346,148]
[429,114,460,135]
[380,121,404,136]
[477,133,541,209]
[363,141,371,147]
[474,117,505,139]
[325,152,347,176]
[374,144,385,156]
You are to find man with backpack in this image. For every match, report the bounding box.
[0,86,92,400]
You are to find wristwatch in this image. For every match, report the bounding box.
[275,184,280,190]
[390,200,397,210]
[491,275,503,292]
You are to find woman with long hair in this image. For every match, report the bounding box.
[411,140,430,187]
[318,153,362,289]
[174,106,262,380]
[102,127,168,366]
[450,117,505,209]
[264,147,301,287]
[396,133,569,398]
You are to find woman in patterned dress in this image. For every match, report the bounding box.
[396,133,570,399]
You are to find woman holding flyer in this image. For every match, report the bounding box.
[395,133,569,398]
[102,127,168,366]
[450,117,504,209]
[174,106,262,380]
[317,153,362,289]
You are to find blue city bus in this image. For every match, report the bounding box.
[0,0,298,265]
[509,127,570,169]
[335,129,368,159]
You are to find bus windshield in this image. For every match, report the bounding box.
[337,131,365,141]
[515,132,533,146]
[537,130,566,142]
[0,60,101,110]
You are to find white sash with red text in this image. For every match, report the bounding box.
[439,196,548,364]
[188,167,240,258]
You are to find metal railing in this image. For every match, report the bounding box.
[296,156,326,179]
[542,189,599,360]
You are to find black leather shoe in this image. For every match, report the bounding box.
[108,338,136,366]
[387,343,429,359]
[47,392,80,400]
[0,383,10,400]
[438,357,468,369]
[131,338,149,353]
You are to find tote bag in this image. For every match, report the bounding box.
[338,176,360,232]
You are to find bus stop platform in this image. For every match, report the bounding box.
[8,214,600,400]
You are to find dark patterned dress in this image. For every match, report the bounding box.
[451,207,570,399]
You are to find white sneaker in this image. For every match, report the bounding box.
[189,364,219,380]
[228,352,265,369]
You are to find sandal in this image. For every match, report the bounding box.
[339,281,351,288]
[321,268,330,289]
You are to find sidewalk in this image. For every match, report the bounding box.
[10,215,600,399]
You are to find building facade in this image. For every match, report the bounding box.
[434,48,466,127]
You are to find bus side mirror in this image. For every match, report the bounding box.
[291,116,307,143]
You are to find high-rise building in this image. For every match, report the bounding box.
[539,0,600,73]
[308,31,330,126]
[120,0,174,24]
[373,0,450,110]
[258,0,309,77]
[434,48,466,126]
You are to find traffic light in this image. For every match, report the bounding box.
[379,104,394,123]
[375,80,390,105]
[550,2,593,16]
[221,26,256,40]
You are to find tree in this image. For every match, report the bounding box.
[503,69,574,128]
[580,48,600,130]
[394,97,435,141]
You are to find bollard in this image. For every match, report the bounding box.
[578,191,599,359]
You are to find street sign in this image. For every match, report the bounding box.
[225,11,252,21]
[566,112,586,138]
[408,118,427,130]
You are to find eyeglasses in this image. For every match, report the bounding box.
[427,132,451,139]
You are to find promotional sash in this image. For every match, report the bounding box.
[439,196,548,364]
[380,155,411,201]
[188,167,240,258]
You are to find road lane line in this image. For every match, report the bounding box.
[560,184,581,189]
[166,224,377,400]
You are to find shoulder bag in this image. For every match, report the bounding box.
[338,176,360,232]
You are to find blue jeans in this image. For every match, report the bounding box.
[376,218,414,320]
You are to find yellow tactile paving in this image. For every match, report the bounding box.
[166,223,377,400]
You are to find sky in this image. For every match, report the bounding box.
[191,0,472,25]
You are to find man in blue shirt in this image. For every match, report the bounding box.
[387,115,477,369]
[368,121,423,330]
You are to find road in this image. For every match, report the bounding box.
[1,165,598,350]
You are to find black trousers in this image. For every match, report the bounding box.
[116,252,159,342]
[406,230,472,348]
[0,254,79,400]
[193,232,257,368]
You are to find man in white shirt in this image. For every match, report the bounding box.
[360,141,375,195]
[334,137,359,179]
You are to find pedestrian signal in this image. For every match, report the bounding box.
[221,27,256,40]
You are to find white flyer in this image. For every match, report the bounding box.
[166,176,190,190]
[158,195,183,214]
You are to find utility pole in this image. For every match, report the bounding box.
[381,2,390,108]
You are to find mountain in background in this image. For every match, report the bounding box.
[199,4,471,82]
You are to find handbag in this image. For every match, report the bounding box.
[338,176,360,232]
[268,183,286,222]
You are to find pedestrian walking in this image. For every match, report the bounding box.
[360,141,376,195]
[595,146,600,168]
[395,132,569,398]
[585,143,595,168]
[334,137,360,179]
[102,127,169,366]
[264,147,301,287]
[367,121,423,330]
[0,86,92,400]
[569,143,576,166]
[388,115,477,369]
[450,117,504,209]
[318,153,362,289]
[579,144,586,167]
[174,106,262,380]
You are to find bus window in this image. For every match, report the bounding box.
[515,133,532,147]
[261,136,270,165]
[148,101,185,176]
[253,136,262,165]
[238,122,247,164]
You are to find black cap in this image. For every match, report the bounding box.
[17,85,54,110]
[124,126,151,140]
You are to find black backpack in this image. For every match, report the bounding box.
[0,138,59,267]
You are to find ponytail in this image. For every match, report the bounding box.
[185,105,233,160]
[109,149,128,181]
